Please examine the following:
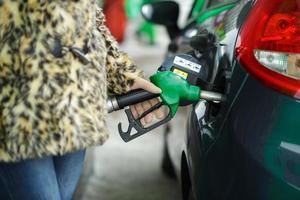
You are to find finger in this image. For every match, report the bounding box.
[134,103,146,126]
[141,101,153,124]
[134,103,144,117]
[149,98,165,119]
[131,78,161,94]
[130,105,138,119]
[140,118,146,126]
[157,107,166,119]
[149,98,162,118]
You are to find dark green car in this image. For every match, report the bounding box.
[143,0,300,199]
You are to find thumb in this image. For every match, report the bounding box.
[131,77,162,94]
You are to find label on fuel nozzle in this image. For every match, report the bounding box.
[173,69,188,79]
[174,56,202,73]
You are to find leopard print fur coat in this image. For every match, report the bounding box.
[0,0,143,162]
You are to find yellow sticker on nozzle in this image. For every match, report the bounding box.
[173,68,188,79]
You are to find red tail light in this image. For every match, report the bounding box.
[236,0,300,99]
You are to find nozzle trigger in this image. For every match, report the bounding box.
[118,102,172,142]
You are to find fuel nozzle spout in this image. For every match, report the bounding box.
[150,71,226,117]
[200,90,226,102]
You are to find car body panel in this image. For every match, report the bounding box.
[184,0,300,199]
[152,0,300,199]
[189,73,300,199]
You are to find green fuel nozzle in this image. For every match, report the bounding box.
[150,71,201,117]
[106,54,226,142]
[108,71,225,142]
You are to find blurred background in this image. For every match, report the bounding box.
[73,0,194,199]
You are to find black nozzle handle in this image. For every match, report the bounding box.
[107,89,160,113]
[117,89,159,109]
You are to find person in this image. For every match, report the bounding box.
[0,1,163,199]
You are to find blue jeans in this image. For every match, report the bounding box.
[0,150,85,200]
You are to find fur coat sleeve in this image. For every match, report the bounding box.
[95,8,144,94]
[0,0,142,162]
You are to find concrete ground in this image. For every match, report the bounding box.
[74,23,182,200]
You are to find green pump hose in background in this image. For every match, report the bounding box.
[191,0,206,18]
[125,0,157,44]
[125,0,236,44]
